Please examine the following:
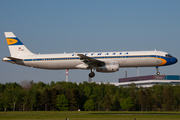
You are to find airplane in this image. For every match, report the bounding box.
[2,32,178,78]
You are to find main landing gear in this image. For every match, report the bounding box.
[156,66,160,75]
[89,69,95,78]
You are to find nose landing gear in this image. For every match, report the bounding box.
[156,66,160,75]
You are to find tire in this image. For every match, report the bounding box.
[89,72,95,78]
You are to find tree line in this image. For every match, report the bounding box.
[0,80,180,111]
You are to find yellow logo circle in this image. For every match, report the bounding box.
[6,38,18,45]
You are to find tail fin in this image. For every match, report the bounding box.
[4,32,34,57]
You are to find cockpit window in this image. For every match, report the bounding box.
[166,54,173,58]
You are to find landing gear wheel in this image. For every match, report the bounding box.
[89,72,95,78]
[156,66,160,75]
[156,71,160,75]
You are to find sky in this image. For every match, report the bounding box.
[0,0,180,84]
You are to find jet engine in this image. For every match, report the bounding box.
[96,61,119,73]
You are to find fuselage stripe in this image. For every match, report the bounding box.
[23,55,165,62]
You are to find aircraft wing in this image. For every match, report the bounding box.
[77,54,105,68]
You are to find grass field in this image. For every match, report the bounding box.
[0,111,180,120]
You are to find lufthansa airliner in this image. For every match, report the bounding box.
[2,32,178,78]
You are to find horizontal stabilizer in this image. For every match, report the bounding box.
[3,56,24,65]
[6,57,23,61]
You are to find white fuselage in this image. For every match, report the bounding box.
[7,50,170,70]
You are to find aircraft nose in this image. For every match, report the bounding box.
[175,58,178,63]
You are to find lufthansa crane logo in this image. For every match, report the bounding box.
[6,38,18,45]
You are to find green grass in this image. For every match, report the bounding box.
[0,111,180,120]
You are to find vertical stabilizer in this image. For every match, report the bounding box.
[4,32,34,57]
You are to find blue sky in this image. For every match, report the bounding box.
[0,0,180,84]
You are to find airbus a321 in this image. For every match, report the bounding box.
[3,32,178,78]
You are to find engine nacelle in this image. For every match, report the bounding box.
[96,61,119,73]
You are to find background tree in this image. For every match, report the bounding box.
[111,89,121,110]
[173,85,180,110]
[103,94,112,111]
[139,87,146,111]
[66,88,80,111]
[29,87,39,111]
[40,88,51,111]
[151,85,163,111]
[144,88,153,111]
[120,97,134,111]
[1,81,180,111]
[162,85,174,111]
[96,83,105,111]
[56,94,69,111]
[20,80,33,90]
[84,99,95,111]
[0,83,5,111]
[49,88,58,111]
[3,83,22,111]
[129,83,139,111]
